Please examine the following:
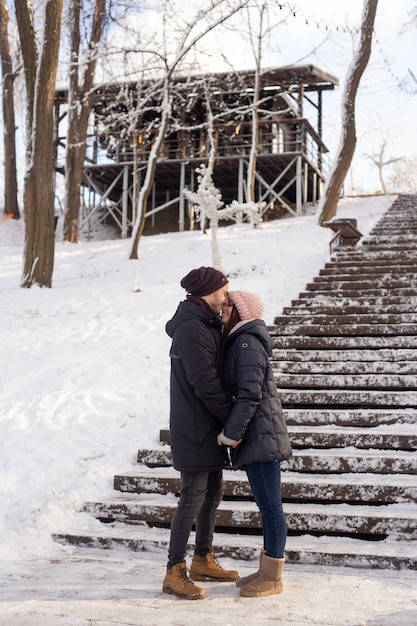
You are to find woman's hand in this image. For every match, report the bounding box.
[217,430,242,448]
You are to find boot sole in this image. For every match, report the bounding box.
[162,585,205,600]
[240,586,283,597]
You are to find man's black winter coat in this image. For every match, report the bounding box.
[166,298,232,472]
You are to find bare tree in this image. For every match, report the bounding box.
[363,141,403,193]
[244,2,265,204]
[0,0,19,219]
[63,0,107,243]
[389,156,417,193]
[318,0,378,226]
[129,0,250,260]
[16,0,64,287]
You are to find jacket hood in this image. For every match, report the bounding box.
[227,319,272,356]
[166,299,223,338]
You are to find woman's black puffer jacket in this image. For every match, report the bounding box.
[222,319,292,470]
[166,299,232,472]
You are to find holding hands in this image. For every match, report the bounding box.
[217,430,241,448]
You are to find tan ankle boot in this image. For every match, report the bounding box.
[162,562,205,600]
[235,549,265,588]
[190,551,239,582]
[240,555,285,597]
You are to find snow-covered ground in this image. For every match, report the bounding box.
[1,194,416,625]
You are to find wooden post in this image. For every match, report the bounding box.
[122,164,129,238]
[179,161,185,231]
[296,155,302,216]
[238,157,244,203]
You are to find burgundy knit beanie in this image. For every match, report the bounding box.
[180,266,228,297]
[228,290,264,321]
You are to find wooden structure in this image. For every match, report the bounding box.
[324,218,363,253]
[54,65,338,237]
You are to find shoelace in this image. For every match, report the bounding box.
[177,566,192,587]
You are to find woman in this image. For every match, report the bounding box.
[218,291,292,598]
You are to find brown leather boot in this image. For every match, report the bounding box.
[235,549,265,588]
[190,551,239,582]
[162,562,205,600]
[240,555,285,597]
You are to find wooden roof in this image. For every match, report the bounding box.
[54,64,338,105]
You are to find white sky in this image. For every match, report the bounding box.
[185,0,417,193]
[1,0,416,198]
[56,0,417,194]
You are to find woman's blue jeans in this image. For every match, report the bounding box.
[245,460,287,558]
[167,470,224,568]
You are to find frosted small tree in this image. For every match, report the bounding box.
[185,165,224,271]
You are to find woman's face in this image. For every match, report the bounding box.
[221,299,234,324]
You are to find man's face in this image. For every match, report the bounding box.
[202,283,229,314]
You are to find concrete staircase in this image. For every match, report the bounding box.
[54,194,417,569]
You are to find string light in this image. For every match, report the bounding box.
[267,2,408,91]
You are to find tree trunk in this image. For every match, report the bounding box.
[0,0,20,218]
[129,88,170,259]
[63,0,106,243]
[18,0,64,288]
[318,0,378,226]
[246,4,264,205]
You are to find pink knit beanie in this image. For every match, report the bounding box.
[228,291,264,321]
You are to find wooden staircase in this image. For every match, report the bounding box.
[54,194,417,569]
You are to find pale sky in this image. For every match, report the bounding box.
[1,0,416,196]
[189,0,417,193]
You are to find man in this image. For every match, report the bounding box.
[162,266,239,600]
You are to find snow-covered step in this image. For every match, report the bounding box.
[361,242,417,251]
[113,468,417,504]
[274,313,417,325]
[271,335,417,349]
[316,271,417,282]
[305,281,417,293]
[321,260,417,271]
[272,349,416,363]
[271,323,417,337]
[287,425,417,450]
[51,523,417,569]
[272,360,417,374]
[283,304,417,314]
[136,446,417,474]
[275,373,416,390]
[278,389,417,408]
[159,424,417,451]
[282,408,416,427]
[81,495,417,537]
[292,294,417,306]
[285,448,417,474]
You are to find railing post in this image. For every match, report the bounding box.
[122,164,129,238]
[238,157,244,203]
[179,161,186,231]
[296,155,302,216]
